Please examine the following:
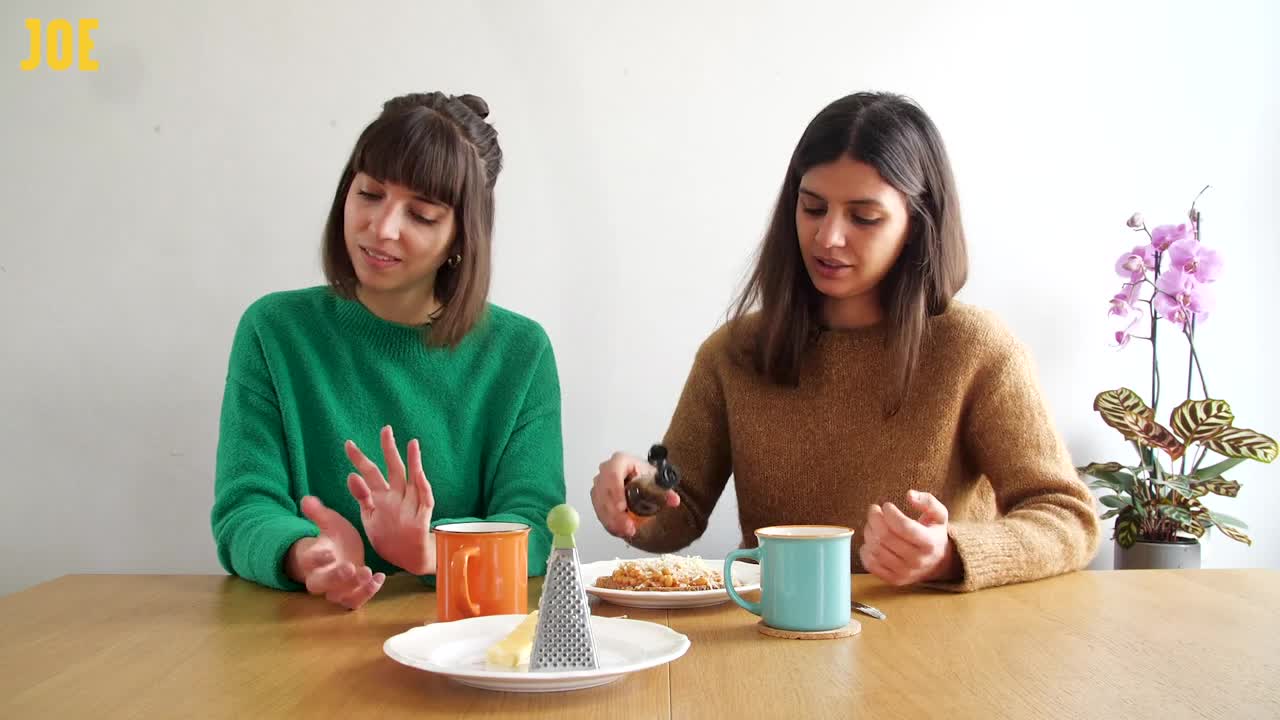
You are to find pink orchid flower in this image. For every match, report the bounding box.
[1155,268,1214,329]
[1150,223,1190,252]
[1115,245,1157,283]
[1167,238,1223,283]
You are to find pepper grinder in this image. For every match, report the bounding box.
[624,444,681,527]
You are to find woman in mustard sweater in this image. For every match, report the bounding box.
[212,92,565,609]
[590,92,1098,592]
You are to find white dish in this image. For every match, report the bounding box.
[383,614,690,693]
[580,558,761,609]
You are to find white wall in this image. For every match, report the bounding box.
[2,0,1276,595]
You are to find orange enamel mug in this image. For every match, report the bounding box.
[434,521,530,622]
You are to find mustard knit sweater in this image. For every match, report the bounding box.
[630,302,1099,592]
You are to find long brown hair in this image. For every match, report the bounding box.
[322,92,502,347]
[730,92,968,414]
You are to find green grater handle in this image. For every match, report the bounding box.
[548,504,579,549]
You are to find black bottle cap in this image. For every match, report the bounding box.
[648,444,680,490]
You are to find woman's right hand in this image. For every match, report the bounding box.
[285,496,386,610]
[590,451,681,538]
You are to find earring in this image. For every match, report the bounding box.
[447,254,462,268]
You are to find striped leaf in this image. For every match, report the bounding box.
[1093,391,1185,459]
[1095,388,1155,420]
[1208,513,1252,545]
[1114,507,1140,548]
[1100,508,1122,520]
[1203,427,1279,463]
[1189,478,1241,498]
[1170,399,1234,445]
[1079,462,1124,475]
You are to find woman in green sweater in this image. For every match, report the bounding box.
[212,92,566,609]
[590,92,1098,592]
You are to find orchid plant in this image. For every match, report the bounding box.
[1079,187,1277,548]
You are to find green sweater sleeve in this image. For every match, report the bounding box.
[211,313,318,591]
[426,333,567,581]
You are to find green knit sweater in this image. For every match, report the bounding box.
[211,287,566,591]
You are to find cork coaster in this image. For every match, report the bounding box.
[756,619,861,640]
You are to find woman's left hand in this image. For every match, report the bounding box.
[860,490,960,586]
[345,426,437,575]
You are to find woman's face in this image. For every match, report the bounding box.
[343,172,456,294]
[795,156,911,313]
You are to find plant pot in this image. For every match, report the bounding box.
[1113,538,1201,570]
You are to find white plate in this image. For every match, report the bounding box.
[383,614,690,693]
[580,559,761,609]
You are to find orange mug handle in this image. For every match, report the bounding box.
[451,546,481,617]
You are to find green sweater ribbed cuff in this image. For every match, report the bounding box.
[245,515,319,591]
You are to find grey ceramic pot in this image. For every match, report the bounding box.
[1114,538,1202,569]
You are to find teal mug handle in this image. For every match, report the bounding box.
[724,548,762,616]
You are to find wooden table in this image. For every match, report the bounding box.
[1,570,1277,719]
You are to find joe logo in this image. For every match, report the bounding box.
[20,18,99,71]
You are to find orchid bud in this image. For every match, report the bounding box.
[1126,212,1144,230]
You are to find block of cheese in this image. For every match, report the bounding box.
[485,611,539,668]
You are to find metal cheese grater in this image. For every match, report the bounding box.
[529,504,600,672]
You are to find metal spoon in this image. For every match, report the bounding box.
[852,600,886,620]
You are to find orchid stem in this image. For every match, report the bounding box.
[1150,253,1162,415]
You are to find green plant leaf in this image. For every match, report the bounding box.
[1194,457,1246,480]
[1170,399,1235,444]
[1154,474,1193,495]
[1157,504,1193,526]
[1089,480,1126,494]
[1083,466,1134,493]
[1115,507,1140,548]
[1093,391,1185,460]
[1208,510,1249,531]
[1190,478,1241,498]
[1100,495,1132,509]
[1203,427,1279,463]
[1100,508,1122,520]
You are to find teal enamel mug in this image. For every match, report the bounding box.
[724,525,855,632]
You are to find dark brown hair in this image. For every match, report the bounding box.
[730,91,968,415]
[322,92,502,347]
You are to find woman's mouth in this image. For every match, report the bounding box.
[813,256,852,277]
[360,245,402,268]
